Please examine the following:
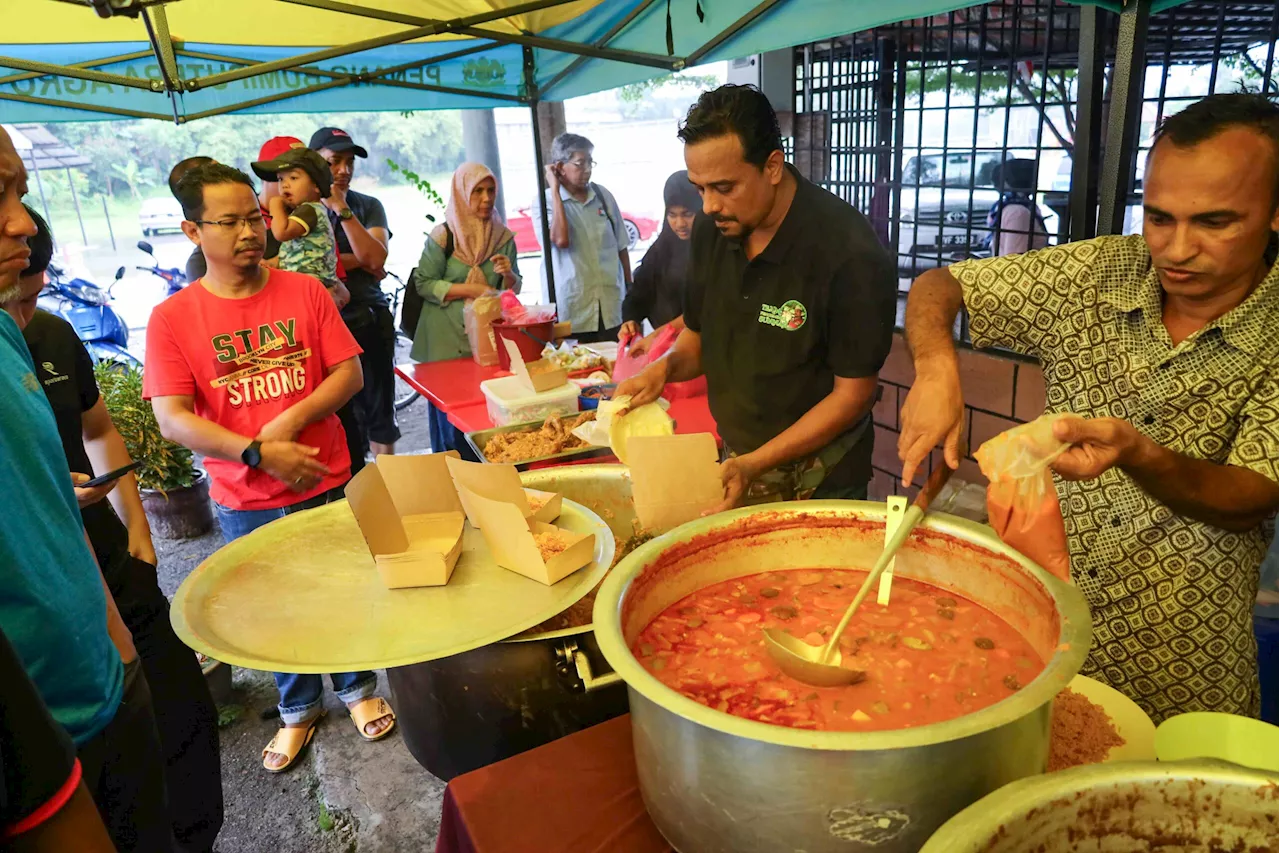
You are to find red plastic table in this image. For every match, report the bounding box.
[434,715,672,853]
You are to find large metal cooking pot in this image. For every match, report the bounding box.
[920,759,1279,851]
[388,465,634,780]
[593,502,1092,853]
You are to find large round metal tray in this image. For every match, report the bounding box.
[171,498,614,673]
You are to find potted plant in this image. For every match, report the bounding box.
[94,362,213,539]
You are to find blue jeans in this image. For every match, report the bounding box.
[427,401,479,461]
[214,485,378,724]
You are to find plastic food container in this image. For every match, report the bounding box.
[481,375,580,427]
[578,384,616,410]
[1155,712,1280,772]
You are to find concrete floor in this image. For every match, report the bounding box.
[152,344,447,853]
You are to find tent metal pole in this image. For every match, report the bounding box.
[452,27,676,69]
[525,45,556,305]
[1069,4,1105,242]
[1098,0,1151,236]
[191,23,465,90]
[0,49,153,89]
[140,5,183,122]
[0,91,171,121]
[0,54,157,91]
[101,196,116,252]
[541,0,662,95]
[277,0,674,69]
[66,167,87,246]
[178,40,498,89]
[29,157,52,248]
[683,0,785,68]
[178,77,359,121]
[277,0,581,28]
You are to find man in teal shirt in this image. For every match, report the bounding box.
[0,126,170,852]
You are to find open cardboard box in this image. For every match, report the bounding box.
[344,452,467,589]
[628,433,724,534]
[445,455,562,524]
[452,482,595,585]
[502,336,569,393]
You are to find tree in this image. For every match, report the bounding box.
[904,63,1079,153]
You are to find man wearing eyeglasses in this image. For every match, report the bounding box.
[536,132,633,343]
[145,163,396,770]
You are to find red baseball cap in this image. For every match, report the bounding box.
[257,136,304,163]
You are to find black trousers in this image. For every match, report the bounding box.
[78,659,172,853]
[344,304,402,448]
[104,553,224,853]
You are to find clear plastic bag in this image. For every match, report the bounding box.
[976,413,1072,581]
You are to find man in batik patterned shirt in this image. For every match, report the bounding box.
[897,93,1279,723]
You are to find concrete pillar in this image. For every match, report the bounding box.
[462,109,506,217]
[535,101,566,163]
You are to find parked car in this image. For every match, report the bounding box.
[138,197,184,236]
[507,206,659,255]
[896,151,1009,276]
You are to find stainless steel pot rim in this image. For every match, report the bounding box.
[593,500,1092,752]
[921,757,1280,851]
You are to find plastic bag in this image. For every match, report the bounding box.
[464,296,504,366]
[975,413,1072,582]
[613,324,679,384]
[500,291,557,325]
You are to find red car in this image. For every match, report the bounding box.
[508,206,659,255]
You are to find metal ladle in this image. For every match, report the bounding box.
[763,464,955,687]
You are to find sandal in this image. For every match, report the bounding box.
[347,696,396,742]
[262,712,323,773]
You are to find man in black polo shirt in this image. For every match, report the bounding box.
[617,85,895,507]
[311,126,400,460]
[8,207,223,853]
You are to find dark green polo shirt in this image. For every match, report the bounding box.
[684,166,896,488]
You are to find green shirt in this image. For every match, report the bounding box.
[952,234,1278,723]
[409,230,521,363]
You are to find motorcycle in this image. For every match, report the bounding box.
[38,262,141,369]
[136,240,188,296]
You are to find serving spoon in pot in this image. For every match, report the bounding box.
[763,464,955,688]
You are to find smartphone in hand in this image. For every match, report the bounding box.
[80,460,143,489]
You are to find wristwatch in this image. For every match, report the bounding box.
[337,207,354,221]
[241,440,263,468]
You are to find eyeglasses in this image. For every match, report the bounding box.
[564,158,596,170]
[192,213,267,231]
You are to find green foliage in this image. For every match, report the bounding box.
[385,158,445,209]
[93,363,196,492]
[53,110,466,202]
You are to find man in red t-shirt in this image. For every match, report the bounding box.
[145,162,396,774]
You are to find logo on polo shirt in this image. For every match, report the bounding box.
[758,299,808,331]
[40,361,69,386]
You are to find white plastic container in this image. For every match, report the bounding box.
[480,375,580,427]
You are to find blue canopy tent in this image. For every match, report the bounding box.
[0,0,1182,289]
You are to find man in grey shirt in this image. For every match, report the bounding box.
[535,133,632,343]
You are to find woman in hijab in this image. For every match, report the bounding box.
[618,170,700,355]
[410,162,521,454]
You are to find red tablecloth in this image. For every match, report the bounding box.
[401,359,721,443]
[396,359,505,412]
[435,715,672,853]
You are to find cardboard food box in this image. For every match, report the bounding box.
[502,337,569,393]
[452,482,595,586]
[628,433,724,534]
[345,452,467,589]
[445,456,562,524]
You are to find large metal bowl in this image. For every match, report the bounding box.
[593,502,1092,853]
[920,759,1279,851]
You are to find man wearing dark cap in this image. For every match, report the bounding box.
[311,127,399,459]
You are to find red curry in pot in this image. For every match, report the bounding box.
[633,568,1043,731]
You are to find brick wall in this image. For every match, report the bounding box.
[868,333,1046,501]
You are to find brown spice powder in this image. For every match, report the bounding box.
[1049,688,1126,771]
